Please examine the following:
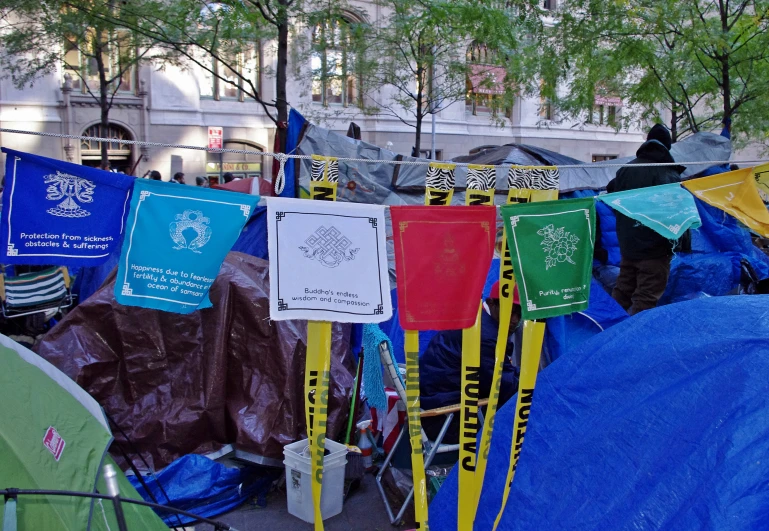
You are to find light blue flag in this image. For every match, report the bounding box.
[597,183,701,240]
[115,179,258,314]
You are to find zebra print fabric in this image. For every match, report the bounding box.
[310,156,339,183]
[466,166,496,191]
[425,163,456,191]
[507,166,559,191]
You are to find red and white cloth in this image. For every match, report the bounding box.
[370,387,406,454]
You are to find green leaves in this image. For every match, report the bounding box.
[554,0,769,144]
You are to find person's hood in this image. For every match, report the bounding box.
[636,139,686,174]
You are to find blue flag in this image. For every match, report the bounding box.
[0,148,134,266]
[115,179,259,314]
[598,183,702,240]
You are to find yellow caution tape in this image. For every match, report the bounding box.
[404,330,429,530]
[458,306,482,529]
[492,320,546,531]
[306,157,338,530]
[307,321,332,530]
[474,235,514,512]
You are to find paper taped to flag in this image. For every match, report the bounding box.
[0,148,133,265]
[268,197,392,323]
[115,179,258,314]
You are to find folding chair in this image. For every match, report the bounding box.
[0,266,74,319]
[374,338,487,526]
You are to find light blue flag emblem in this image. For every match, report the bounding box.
[115,179,258,314]
[0,148,134,266]
[598,183,702,240]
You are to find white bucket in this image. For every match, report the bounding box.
[283,438,348,524]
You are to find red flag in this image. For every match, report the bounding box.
[391,205,496,330]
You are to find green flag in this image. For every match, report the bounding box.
[501,197,596,321]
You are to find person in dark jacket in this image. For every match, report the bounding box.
[419,282,521,443]
[606,124,684,315]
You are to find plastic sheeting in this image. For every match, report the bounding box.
[36,252,355,470]
[127,454,278,525]
[430,295,769,530]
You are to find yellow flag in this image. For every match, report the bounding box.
[754,163,769,203]
[683,168,769,237]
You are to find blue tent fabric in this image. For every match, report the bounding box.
[230,206,268,259]
[430,295,769,530]
[282,108,307,198]
[660,252,744,304]
[562,190,621,267]
[690,199,769,277]
[542,278,627,364]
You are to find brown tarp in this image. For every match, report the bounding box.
[36,252,354,470]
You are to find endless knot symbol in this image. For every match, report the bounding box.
[537,224,580,270]
[300,225,358,268]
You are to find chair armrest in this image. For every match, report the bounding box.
[420,398,489,418]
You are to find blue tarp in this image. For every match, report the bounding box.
[282,108,307,198]
[128,454,276,525]
[430,295,769,530]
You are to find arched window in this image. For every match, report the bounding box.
[466,42,510,118]
[206,140,264,185]
[80,124,133,172]
[311,13,364,107]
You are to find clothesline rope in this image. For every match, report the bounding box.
[2,127,767,170]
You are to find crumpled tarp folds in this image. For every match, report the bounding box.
[36,252,355,470]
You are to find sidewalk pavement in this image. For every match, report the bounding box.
[194,472,413,531]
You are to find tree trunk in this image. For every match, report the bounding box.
[96,39,110,171]
[414,110,422,156]
[670,105,678,142]
[719,2,732,126]
[275,0,289,153]
[721,57,731,125]
[414,66,423,156]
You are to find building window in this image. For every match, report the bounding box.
[63,31,136,95]
[80,124,133,172]
[465,42,510,118]
[217,57,241,100]
[540,98,554,121]
[200,46,261,101]
[588,104,618,126]
[592,154,618,162]
[543,0,556,10]
[311,16,360,107]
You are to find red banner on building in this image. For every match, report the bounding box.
[468,64,507,95]
[391,205,496,330]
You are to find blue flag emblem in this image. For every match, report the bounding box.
[115,179,258,314]
[1,148,134,265]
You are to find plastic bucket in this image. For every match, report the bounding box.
[283,438,348,523]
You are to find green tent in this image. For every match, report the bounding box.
[0,334,167,531]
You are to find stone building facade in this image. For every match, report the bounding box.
[0,0,648,184]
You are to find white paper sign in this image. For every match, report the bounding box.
[268,197,392,323]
